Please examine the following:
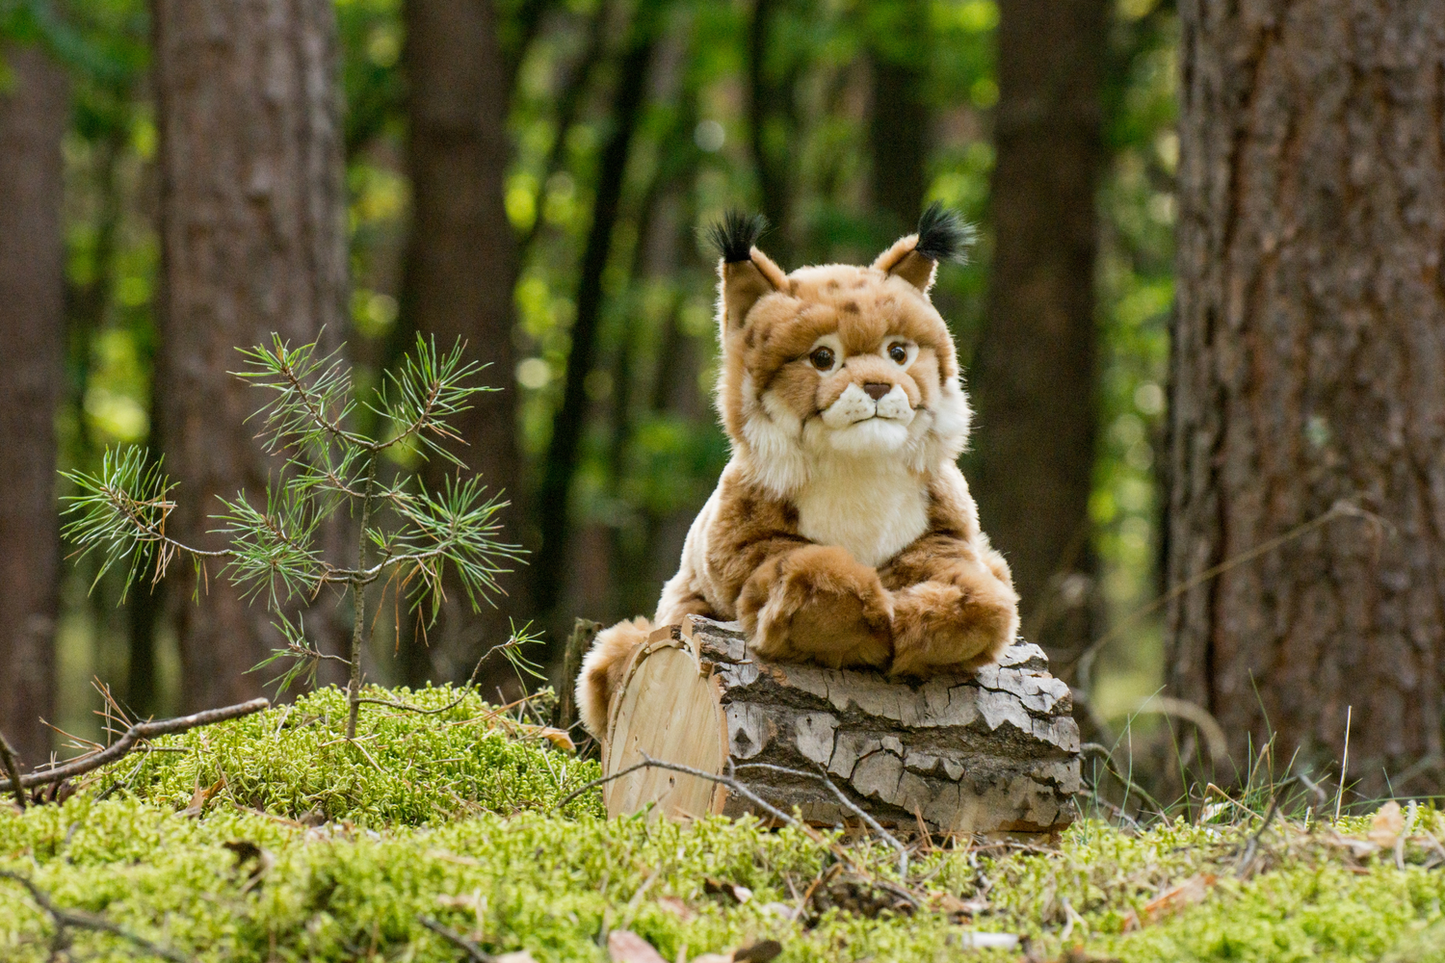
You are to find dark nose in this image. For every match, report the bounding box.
[863,382,892,401]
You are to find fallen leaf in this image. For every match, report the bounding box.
[1140,873,1216,925]
[517,724,576,752]
[1368,801,1404,849]
[703,878,752,904]
[655,896,695,922]
[954,931,1020,950]
[733,940,782,962]
[759,901,798,921]
[608,930,668,963]
[182,777,226,818]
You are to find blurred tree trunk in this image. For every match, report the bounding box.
[396,0,525,689]
[532,1,660,653]
[151,0,350,710]
[1169,0,1445,797]
[867,0,928,236]
[969,0,1106,663]
[0,43,68,764]
[747,0,793,257]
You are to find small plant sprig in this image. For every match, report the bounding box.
[62,333,522,738]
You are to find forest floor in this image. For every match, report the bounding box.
[2,685,1443,963]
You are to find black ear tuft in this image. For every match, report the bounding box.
[706,210,769,263]
[914,202,976,263]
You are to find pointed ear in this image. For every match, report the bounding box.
[707,211,786,334]
[871,202,975,294]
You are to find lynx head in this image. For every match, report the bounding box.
[709,204,976,496]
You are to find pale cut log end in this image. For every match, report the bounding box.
[601,617,1081,838]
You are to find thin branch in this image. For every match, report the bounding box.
[1,699,270,793]
[736,761,910,876]
[0,731,26,810]
[552,752,798,826]
[0,869,190,962]
[1070,500,1388,684]
[417,915,496,962]
[352,637,529,716]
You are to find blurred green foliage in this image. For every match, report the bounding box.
[6,0,1179,736]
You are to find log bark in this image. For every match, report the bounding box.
[602,617,1081,837]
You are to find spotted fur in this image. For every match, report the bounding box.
[577,208,1019,739]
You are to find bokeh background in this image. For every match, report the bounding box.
[2,0,1176,762]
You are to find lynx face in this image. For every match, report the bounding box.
[714,224,974,498]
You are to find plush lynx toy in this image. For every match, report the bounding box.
[577,204,1020,740]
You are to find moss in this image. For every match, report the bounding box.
[2,686,1443,962]
[110,685,604,824]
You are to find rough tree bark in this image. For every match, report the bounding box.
[0,43,68,764]
[151,0,349,710]
[969,0,1106,662]
[397,0,526,687]
[1169,0,1445,796]
[603,618,1080,836]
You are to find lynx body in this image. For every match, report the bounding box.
[577,207,1019,739]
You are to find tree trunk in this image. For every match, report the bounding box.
[867,0,929,237]
[1169,0,1445,798]
[968,0,1106,663]
[0,43,68,764]
[602,618,1080,836]
[151,0,350,710]
[397,0,526,688]
[532,2,660,644]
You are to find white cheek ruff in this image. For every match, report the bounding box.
[740,373,810,496]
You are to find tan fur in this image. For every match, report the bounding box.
[576,222,1019,740]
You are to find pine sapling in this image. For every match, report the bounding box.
[62,334,523,738]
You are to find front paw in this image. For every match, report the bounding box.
[738,545,893,669]
[888,565,1019,678]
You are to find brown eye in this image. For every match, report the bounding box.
[888,343,908,364]
[810,346,836,370]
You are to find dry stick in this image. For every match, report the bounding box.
[555,618,602,732]
[1234,776,1296,878]
[0,869,190,963]
[1335,705,1353,824]
[0,731,27,810]
[552,753,796,826]
[1070,500,1386,686]
[552,754,914,882]
[735,761,910,877]
[0,698,269,794]
[417,915,496,963]
[353,636,531,716]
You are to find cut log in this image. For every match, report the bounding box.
[601,616,1081,837]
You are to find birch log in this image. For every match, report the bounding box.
[601,616,1081,837]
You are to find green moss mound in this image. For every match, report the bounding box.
[3,686,1445,962]
[108,685,604,825]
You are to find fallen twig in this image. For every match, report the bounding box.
[552,753,797,827]
[353,636,532,717]
[0,730,26,810]
[0,869,190,962]
[735,761,911,877]
[1234,777,1296,878]
[418,914,496,962]
[0,698,269,794]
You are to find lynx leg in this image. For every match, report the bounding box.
[737,544,893,669]
[576,616,652,739]
[888,559,1018,677]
